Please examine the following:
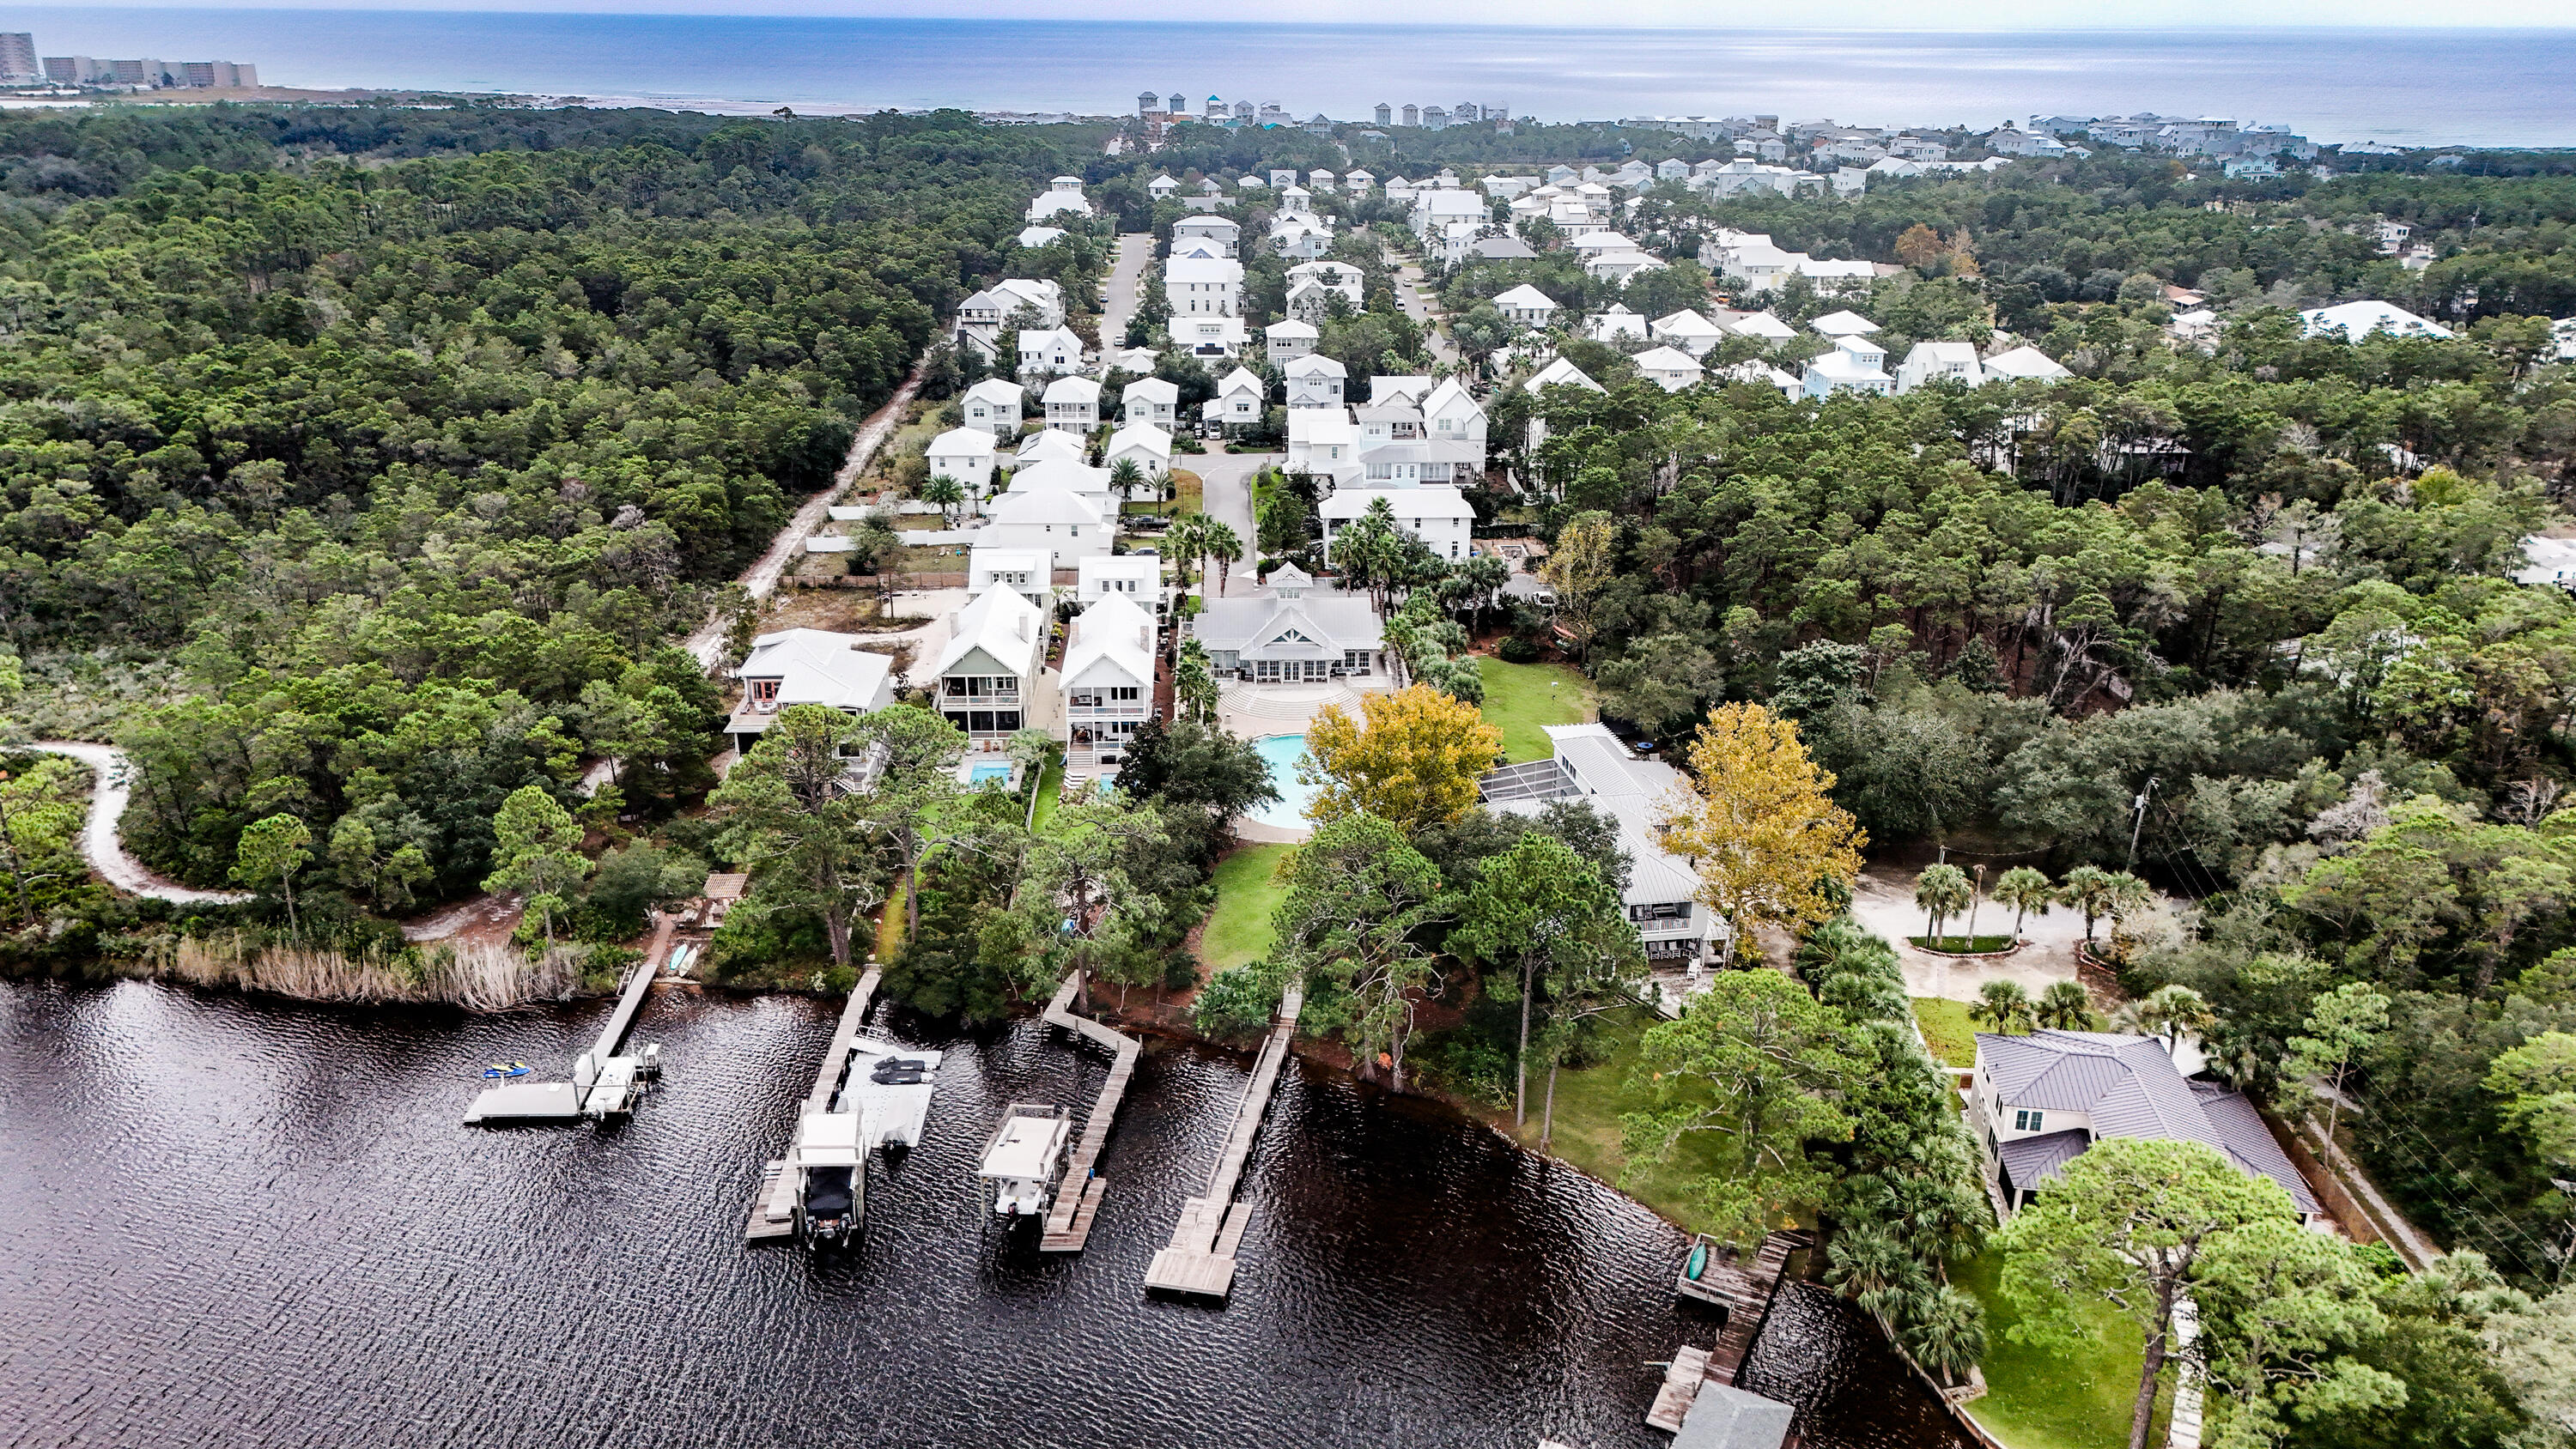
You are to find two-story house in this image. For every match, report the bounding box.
[1121,377,1180,429]
[1419,378,1488,459]
[1165,255,1243,318]
[932,585,1056,745]
[1042,374,1101,433]
[1172,215,1240,258]
[967,544,1054,611]
[1285,261,1365,322]
[1285,406,1360,490]
[1060,593,1159,769]
[726,627,901,761]
[1017,327,1086,383]
[1265,319,1319,365]
[1895,341,1983,393]
[979,482,1108,572]
[925,427,998,510]
[1104,422,1172,488]
[1632,346,1706,392]
[1802,351,1894,398]
[1477,722,1727,966]
[1492,284,1560,330]
[1077,554,1166,620]
[1168,314,1249,361]
[1285,353,1347,409]
[1319,486,1473,564]
[1973,1028,2328,1225]
[961,379,1026,440]
[1200,367,1266,433]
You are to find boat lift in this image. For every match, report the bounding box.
[463,959,665,1125]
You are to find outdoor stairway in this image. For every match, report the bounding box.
[1218,683,1359,722]
[1143,984,1305,1300]
[1038,973,1142,1252]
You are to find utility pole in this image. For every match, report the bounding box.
[2125,775,2160,873]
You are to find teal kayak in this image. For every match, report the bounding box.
[1685,1240,1709,1281]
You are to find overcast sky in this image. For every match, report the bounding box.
[26,0,2576,22]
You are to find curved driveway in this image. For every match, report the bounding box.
[30,740,252,905]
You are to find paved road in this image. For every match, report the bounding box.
[30,741,252,904]
[1386,249,1455,364]
[1188,449,1278,597]
[1100,232,1153,354]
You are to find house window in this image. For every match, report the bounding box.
[2013,1109,2044,1133]
[1111,686,1141,701]
[749,679,781,710]
[1341,650,1372,676]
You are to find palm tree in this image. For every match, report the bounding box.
[2101,870,2153,955]
[1106,457,1146,512]
[1164,514,1212,596]
[1969,979,2035,1035]
[1899,1286,1989,1385]
[1992,865,2054,939]
[2057,863,2116,951]
[1913,864,1971,948]
[2034,979,2093,1030]
[920,473,965,527]
[2111,983,2215,1057]
[1824,1223,1927,1331]
[1202,518,1243,595]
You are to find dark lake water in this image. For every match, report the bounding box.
[0,979,1969,1449]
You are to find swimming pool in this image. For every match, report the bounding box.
[969,762,1013,786]
[1247,734,1318,830]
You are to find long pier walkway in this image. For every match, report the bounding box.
[1648,1228,1811,1432]
[1038,973,1141,1252]
[744,966,884,1243]
[1144,983,1304,1300]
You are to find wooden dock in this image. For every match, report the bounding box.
[1648,1229,1811,1434]
[1143,984,1304,1300]
[463,952,663,1125]
[1037,973,1141,1253]
[744,966,883,1243]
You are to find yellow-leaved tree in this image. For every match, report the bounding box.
[1302,683,1504,835]
[1656,702,1866,966]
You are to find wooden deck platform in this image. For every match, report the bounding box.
[742,967,883,1244]
[1648,1229,1812,1435]
[1038,973,1142,1253]
[1142,985,1303,1300]
[1646,1346,1713,1433]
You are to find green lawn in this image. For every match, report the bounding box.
[1912,935,2019,955]
[1201,844,1293,970]
[1500,1007,1770,1239]
[1028,758,1066,832]
[1913,997,1980,1068]
[1953,1246,2168,1449]
[872,876,908,963]
[1477,659,1595,763]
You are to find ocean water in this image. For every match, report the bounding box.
[8,10,2576,148]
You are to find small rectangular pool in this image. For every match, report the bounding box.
[969,763,1013,786]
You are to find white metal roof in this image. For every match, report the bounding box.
[1809,309,1880,336]
[928,427,997,459]
[1063,592,1155,688]
[1525,357,1603,392]
[933,585,1048,677]
[734,629,896,712]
